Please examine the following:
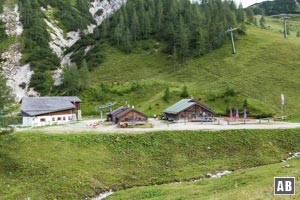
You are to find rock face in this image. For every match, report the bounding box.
[43,0,127,85]
[90,0,127,26]
[0,0,127,97]
[0,4,38,101]
[0,5,23,36]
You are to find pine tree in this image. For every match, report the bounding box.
[163,87,170,102]
[143,12,151,39]
[254,17,258,26]
[100,20,108,39]
[243,99,248,108]
[246,8,254,24]
[155,0,163,33]
[180,85,189,98]
[130,8,140,42]
[79,60,89,89]
[113,25,122,45]
[62,64,81,95]
[0,74,14,111]
[123,28,133,52]
[236,3,244,23]
[177,16,189,63]
[259,15,265,28]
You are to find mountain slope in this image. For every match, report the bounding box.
[1,0,300,118]
[79,24,300,117]
[250,0,300,15]
[0,0,126,99]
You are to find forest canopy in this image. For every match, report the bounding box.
[90,0,242,62]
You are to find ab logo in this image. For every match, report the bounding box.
[274,177,295,195]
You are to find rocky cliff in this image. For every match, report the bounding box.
[0,0,127,100]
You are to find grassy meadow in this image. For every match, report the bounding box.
[81,23,300,119]
[1,129,300,199]
[108,158,300,200]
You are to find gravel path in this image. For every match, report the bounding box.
[16,118,300,134]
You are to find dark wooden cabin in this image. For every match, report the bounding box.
[163,99,214,122]
[107,106,148,124]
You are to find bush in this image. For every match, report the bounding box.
[163,87,170,102]
[180,86,189,98]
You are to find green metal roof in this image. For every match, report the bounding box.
[163,99,196,114]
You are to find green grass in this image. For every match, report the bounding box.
[264,14,300,37]
[1,129,300,199]
[82,24,300,118]
[108,158,300,200]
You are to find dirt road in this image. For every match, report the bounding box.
[16,118,300,134]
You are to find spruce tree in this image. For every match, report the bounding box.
[236,3,244,23]
[130,8,140,42]
[79,60,89,89]
[155,0,163,33]
[180,85,189,98]
[177,16,189,63]
[259,15,265,28]
[246,8,254,24]
[62,64,81,95]
[0,74,14,111]
[123,28,133,52]
[143,12,151,39]
[163,87,170,102]
[254,17,258,26]
[113,25,122,45]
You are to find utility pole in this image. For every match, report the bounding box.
[281,93,285,119]
[226,27,238,54]
[283,15,290,38]
[99,102,117,119]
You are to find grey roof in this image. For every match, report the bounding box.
[107,106,148,119]
[163,99,213,114]
[20,96,81,103]
[116,108,148,118]
[107,106,130,116]
[20,96,81,116]
[163,99,196,114]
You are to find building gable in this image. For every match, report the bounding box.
[20,96,81,117]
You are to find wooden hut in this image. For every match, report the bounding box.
[107,106,148,125]
[163,99,214,122]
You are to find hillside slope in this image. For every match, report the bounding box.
[1,129,300,199]
[80,25,300,118]
[108,157,300,199]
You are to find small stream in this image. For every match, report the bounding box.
[91,190,114,200]
[90,152,300,199]
[90,170,232,199]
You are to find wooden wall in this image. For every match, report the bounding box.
[118,110,148,122]
[165,104,213,121]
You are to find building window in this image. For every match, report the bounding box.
[58,117,62,121]
[52,118,55,121]
[40,118,46,122]
[68,116,71,120]
[63,117,66,121]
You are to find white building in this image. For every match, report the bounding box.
[19,96,82,127]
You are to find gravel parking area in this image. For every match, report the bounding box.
[15,118,300,134]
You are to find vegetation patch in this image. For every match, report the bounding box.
[1,129,300,199]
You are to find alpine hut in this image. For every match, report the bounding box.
[163,99,214,122]
[19,96,82,126]
[107,106,148,125]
